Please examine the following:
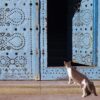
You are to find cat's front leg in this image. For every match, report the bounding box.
[73,81,77,84]
[81,81,87,98]
[82,88,87,98]
[68,77,72,84]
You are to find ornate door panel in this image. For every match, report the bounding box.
[72,0,97,66]
[0,0,39,80]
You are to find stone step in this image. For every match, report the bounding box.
[0,81,99,95]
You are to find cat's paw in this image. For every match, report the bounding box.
[68,81,71,85]
[74,82,76,84]
[74,82,79,85]
[81,95,85,98]
[81,94,87,98]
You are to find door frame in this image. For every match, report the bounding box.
[40,0,99,80]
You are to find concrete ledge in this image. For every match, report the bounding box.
[0,81,99,95]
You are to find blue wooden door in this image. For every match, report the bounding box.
[72,0,97,66]
[40,0,98,80]
[0,0,39,80]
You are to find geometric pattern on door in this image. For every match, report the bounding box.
[0,0,39,80]
[72,0,96,66]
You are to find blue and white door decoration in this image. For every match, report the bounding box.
[0,0,39,80]
[0,0,99,80]
[72,0,97,66]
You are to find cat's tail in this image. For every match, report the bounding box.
[87,82,98,96]
[86,87,91,96]
[91,82,98,96]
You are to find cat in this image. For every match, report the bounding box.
[64,61,97,98]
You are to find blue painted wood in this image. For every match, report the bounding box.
[40,0,99,80]
[93,0,98,66]
[0,0,39,80]
[72,0,96,66]
[98,1,100,68]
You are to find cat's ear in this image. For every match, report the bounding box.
[72,60,77,63]
[64,61,67,65]
[64,61,71,66]
[68,61,72,66]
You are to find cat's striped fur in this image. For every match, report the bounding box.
[64,61,97,97]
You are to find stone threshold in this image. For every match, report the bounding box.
[0,81,100,86]
[0,81,99,95]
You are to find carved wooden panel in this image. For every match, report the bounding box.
[72,0,96,65]
[0,0,39,80]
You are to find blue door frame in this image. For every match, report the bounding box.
[40,0,99,80]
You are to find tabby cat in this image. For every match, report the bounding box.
[64,61,97,97]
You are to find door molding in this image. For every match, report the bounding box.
[40,0,99,80]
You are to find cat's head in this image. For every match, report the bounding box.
[64,61,71,68]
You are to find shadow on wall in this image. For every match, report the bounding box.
[47,0,82,66]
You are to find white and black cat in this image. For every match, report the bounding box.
[64,61,97,98]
